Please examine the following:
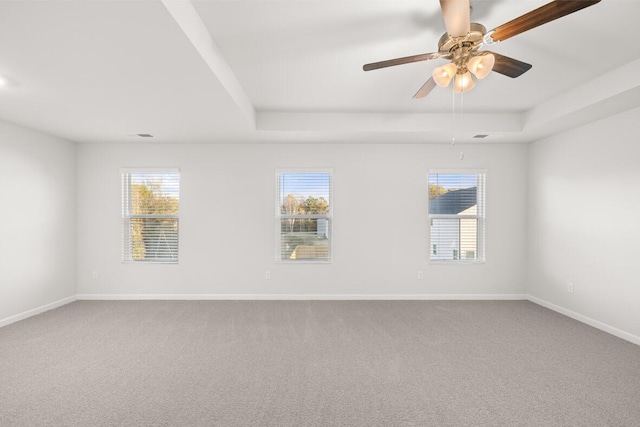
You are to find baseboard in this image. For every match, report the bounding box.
[527,295,640,346]
[76,293,527,301]
[0,295,77,328]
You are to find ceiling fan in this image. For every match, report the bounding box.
[363,0,601,98]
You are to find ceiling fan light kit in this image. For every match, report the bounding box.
[433,50,495,92]
[433,62,457,87]
[363,0,602,99]
[468,53,495,80]
[453,71,475,93]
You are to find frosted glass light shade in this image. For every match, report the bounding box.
[432,63,458,87]
[453,71,475,93]
[468,53,495,80]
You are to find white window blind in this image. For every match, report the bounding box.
[276,171,332,262]
[122,169,180,263]
[429,172,485,262]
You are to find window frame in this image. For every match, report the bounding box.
[275,169,333,264]
[428,169,486,264]
[121,168,180,264]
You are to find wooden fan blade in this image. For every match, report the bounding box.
[413,77,437,99]
[439,0,471,37]
[363,52,441,71]
[487,0,601,43]
[489,52,532,78]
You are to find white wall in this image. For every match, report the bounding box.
[527,107,640,340]
[0,121,76,323]
[3,102,638,342]
[76,142,527,297]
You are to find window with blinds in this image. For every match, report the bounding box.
[429,172,485,262]
[276,170,332,262]
[122,169,180,263]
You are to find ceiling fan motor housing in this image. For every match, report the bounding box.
[438,22,487,67]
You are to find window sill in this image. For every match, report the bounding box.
[429,260,485,265]
[122,261,179,265]
[277,260,332,265]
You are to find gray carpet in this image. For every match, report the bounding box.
[1,300,639,426]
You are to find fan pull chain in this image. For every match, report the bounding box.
[451,88,456,146]
[459,91,464,161]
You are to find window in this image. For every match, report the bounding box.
[276,170,332,262]
[429,172,485,262]
[122,169,180,263]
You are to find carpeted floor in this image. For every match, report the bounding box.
[1,300,639,426]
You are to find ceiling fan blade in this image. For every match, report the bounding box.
[363,52,442,71]
[486,0,601,43]
[439,0,471,37]
[413,77,437,99]
[489,52,532,78]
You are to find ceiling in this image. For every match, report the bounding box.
[0,0,639,145]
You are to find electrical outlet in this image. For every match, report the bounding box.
[265,270,271,280]
[567,282,574,293]
[417,270,424,280]
[91,270,98,280]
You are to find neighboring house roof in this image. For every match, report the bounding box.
[429,187,477,215]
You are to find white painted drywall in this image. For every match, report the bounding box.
[76,142,527,297]
[527,107,640,339]
[0,120,76,321]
